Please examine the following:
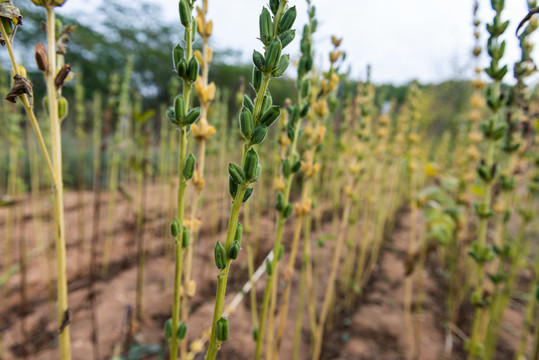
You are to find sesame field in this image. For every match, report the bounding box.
[1,1,539,360]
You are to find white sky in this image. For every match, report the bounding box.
[59,0,539,84]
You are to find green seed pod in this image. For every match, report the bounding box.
[173,44,184,69]
[187,56,199,82]
[277,243,284,260]
[269,0,279,14]
[253,68,262,92]
[240,107,255,140]
[214,241,227,270]
[167,107,178,125]
[216,317,229,341]
[177,58,188,78]
[282,159,291,177]
[1,18,13,36]
[174,95,186,122]
[279,29,296,48]
[273,54,290,77]
[251,124,268,144]
[276,191,284,211]
[266,259,273,276]
[243,187,254,202]
[177,322,187,339]
[165,318,172,339]
[265,38,282,72]
[182,226,190,248]
[259,7,273,45]
[283,204,293,218]
[229,175,238,198]
[58,96,69,120]
[253,164,263,182]
[304,56,313,72]
[243,95,254,113]
[229,163,246,184]
[261,93,273,114]
[289,105,300,123]
[171,218,181,237]
[301,79,310,98]
[228,240,241,260]
[286,124,295,140]
[260,106,281,127]
[184,107,201,125]
[243,149,259,180]
[292,161,301,173]
[253,327,259,341]
[179,0,191,27]
[301,37,311,54]
[234,223,243,244]
[183,153,196,180]
[253,50,266,72]
[279,6,297,33]
[300,104,309,117]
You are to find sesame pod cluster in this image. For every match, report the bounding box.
[165,319,187,340]
[168,95,201,127]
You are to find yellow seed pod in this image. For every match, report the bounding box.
[294,203,302,217]
[194,50,204,67]
[466,146,481,161]
[329,73,340,91]
[184,218,202,232]
[279,134,290,147]
[313,100,328,117]
[424,163,438,177]
[302,198,312,214]
[190,340,204,353]
[472,78,485,90]
[194,77,205,101]
[470,94,485,108]
[331,36,343,47]
[186,280,196,297]
[205,20,213,37]
[274,177,285,192]
[207,47,213,63]
[206,82,216,103]
[196,13,205,37]
[468,131,482,144]
[304,124,314,137]
[470,109,481,123]
[329,51,342,64]
[315,125,326,144]
[192,169,206,190]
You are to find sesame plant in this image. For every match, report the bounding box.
[0,0,73,358]
[205,1,296,358]
[180,0,216,356]
[482,4,538,358]
[165,0,202,358]
[270,4,319,357]
[466,1,509,358]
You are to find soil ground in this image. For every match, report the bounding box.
[0,183,530,359]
